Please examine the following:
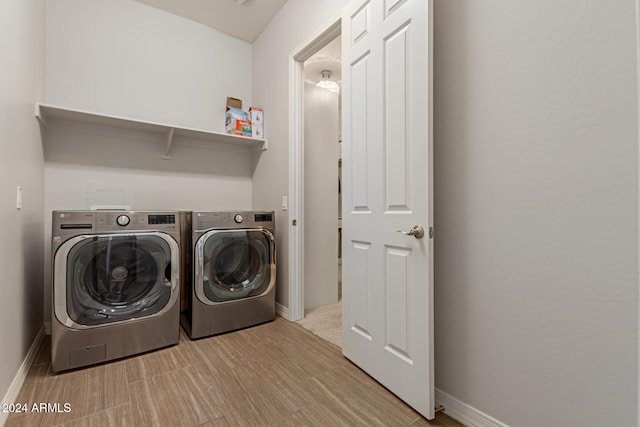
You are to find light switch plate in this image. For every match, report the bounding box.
[16,186,22,209]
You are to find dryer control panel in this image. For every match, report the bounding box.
[254,213,273,223]
[193,211,275,231]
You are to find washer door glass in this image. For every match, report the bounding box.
[201,230,273,302]
[66,234,173,326]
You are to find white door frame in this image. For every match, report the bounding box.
[288,16,342,321]
[636,1,640,425]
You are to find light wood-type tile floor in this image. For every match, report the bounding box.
[6,317,464,427]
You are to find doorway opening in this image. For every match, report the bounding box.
[296,36,342,347]
[287,17,342,347]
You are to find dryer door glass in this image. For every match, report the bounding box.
[66,234,173,326]
[201,230,273,302]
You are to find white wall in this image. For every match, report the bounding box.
[46,0,252,132]
[43,0,257,330]
[433,1,639,426]
[0,0,45,408]
[303,82,339,309]
[252,0,350,310]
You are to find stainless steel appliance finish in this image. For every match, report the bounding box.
[51,210,181,372]
[181,211,276,339]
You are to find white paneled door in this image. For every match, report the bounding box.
[341,0,434,419]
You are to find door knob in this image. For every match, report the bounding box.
[397,225,425,239]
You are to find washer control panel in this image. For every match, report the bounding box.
[95,211,178,231]
[54,211,179,234]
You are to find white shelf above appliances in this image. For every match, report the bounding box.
[35,103,268,160]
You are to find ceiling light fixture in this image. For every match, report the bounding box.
[316,70,340,93]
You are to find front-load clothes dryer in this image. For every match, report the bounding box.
[51,210,181,372]
[180,211,276,339]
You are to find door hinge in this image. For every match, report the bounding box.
[429,226,434,239]
[292,219,297,226]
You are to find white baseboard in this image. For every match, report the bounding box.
[436,388,510,427]
[0,326,45,427]
[276,302,290,320]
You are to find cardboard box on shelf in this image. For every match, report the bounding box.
[226,97,242,110]
[225,97,251,137]
[249,106,264,139]
[225,108,251,137]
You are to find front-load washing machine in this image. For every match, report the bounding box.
[180,211,276,339]
[51,210,181,372]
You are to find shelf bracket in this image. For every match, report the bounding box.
[35,104,48,129]
[261,139,268,151]
[162,127,175,160]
